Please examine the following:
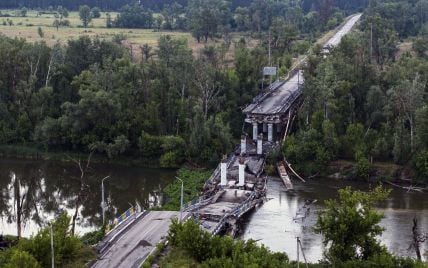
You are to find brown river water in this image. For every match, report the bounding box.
[241,177,428,262]
[0,158,426,262]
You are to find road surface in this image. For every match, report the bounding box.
[92,211,179,268]
[324,13,362,48]
[243,70,304,116]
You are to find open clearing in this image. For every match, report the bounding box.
[0,9,261,61]
[0,10,193,48]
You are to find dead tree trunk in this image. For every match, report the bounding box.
[69,152,93,235]
[411,217,427,261]
[14,178,22,239]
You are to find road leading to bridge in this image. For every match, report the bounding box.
[324,13,362,49]
[92,211,179,268]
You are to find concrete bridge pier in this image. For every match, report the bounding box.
[220,160,227,186]
[240,135,246,155]
[257,134,263,155]
[252,122,258,141]
[238,158,245,186]
[268,123,273,142]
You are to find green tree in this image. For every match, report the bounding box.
[91,7,101,18]
[186,0,231,42]
[79,5,92,28]
[20,7,28,17]
[3,250,41,268]
[37,27,44,38]
[17,214,94,267]
[115,3,153,28]
[315,186,391,263]
[106,12,113,28]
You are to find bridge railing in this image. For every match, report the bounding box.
[210,191,257,235]
[106,202,143,234]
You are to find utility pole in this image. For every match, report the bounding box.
[370,22,373,63]
[50,222,54,268]
[296,236,300,268]
[176,177,184,222]
[268,29,272,67]
[296,237,308,268]
[101,175,110,225]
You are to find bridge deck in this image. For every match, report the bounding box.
[92,211,179,268]
[323,13,362,49]
[243,70,304,116]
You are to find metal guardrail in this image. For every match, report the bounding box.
[210,191,257,235]
[106,202,143,233]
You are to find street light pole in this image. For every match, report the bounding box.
[176,177,183,222]
[101,176,110,225]
[50,222,54,268]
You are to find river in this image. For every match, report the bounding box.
[1,159,426,262]
[241,177,428,262]
[0,158,175,237]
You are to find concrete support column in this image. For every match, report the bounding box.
[268,123,273,142]
[257,134,263,155]
[252,122,258,141]
[238,158,245,186]
[262,123,267,133]
[220,161,227,186]
[240,135,246,155]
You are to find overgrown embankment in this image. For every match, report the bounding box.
[161,167,212,211]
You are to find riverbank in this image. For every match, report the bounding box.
[325,159,427,189]
[0,144,163,168]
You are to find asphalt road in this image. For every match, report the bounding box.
[324,13,362,48]
[250,70,304,115]
[92,211,179,268]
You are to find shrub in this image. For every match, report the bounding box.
[167,219,289,266]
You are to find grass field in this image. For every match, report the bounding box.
[0,9,194,51]
[0,9,257,61]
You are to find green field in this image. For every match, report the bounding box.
[0,9,193,50]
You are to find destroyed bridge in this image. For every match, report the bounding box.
[184,13,363,236]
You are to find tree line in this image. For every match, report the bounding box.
[0,33,265,166]
[1,0,365,43]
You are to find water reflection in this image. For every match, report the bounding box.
[241,177,428,262]
[0,158,175,237]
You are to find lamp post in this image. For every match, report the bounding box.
[50,222,54,268]
[176,177,183,222]
[101,175,110,225]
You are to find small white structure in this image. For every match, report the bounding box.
[240,135,246,154]
[252,122,258,140]
[268,123,273,142]
[238,159,245,186]
[257,134,263,155]
[220,161,227,186]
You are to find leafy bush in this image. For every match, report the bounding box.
[2,249,41,268]
[160,151,182,168]
[162,167,211,210]
[414,150,428,182]
[167,219,290,267]
[138,132,163,157]
[17,214,95,267]
[80,226,105,246]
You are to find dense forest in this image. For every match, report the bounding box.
[0,0,368,12]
